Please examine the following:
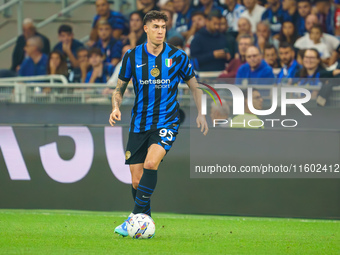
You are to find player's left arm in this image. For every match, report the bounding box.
[186,77,208,136]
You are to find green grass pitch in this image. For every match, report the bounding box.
[0,210,339,255]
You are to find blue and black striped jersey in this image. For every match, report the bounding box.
[119,42,195,133]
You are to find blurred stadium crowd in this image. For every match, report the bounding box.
[1,0,340,105]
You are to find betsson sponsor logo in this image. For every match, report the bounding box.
[139,79,171,88]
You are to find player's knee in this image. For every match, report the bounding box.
[144,159,159,170]
[132,181,139,190]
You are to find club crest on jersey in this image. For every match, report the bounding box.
[151,67,160,77]
[165,58,172,68]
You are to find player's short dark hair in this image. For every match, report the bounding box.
[207,10,222,20]
[130,11,143,20]
[279,42,294,50]
[191,11,206,20]
[143,10,168,25]
[88,47,103,58]
[58,24,73,34]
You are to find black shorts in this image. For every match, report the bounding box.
[125,124,179,165]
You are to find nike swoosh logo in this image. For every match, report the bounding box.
[136,63,146,68]
[142,195,150,199]
[161,140,169,146]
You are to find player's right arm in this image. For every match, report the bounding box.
[109,79,129,126]
[109,49,132,126]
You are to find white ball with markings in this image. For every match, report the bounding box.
[127,213,155,239]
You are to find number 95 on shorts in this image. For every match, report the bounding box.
[125,124,179,164]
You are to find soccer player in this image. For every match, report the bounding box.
[109,10,208,237]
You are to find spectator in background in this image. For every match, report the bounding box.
[237,17,253,40]
[263,44,281,69]
[107,45,131,87]
[173,0,195,37]
[11,18,50,72]
[296,0,312,35]
[53,25,84,69]
[89,0,125,45]
[296,49,306,65]
[137,0,160,19]
[19,36,48,77]
[308,24,330,64]
[277,42,301,84]
[282,0,300,24]
[236,46,275,84]
[198,0,225,16]
[255,21,279,53]
[163,9,185,41]
[335,0,340,37]
[106,45,132,97]
[219,34,253,79]
[47,50,68,78]
[85,48,114,83]
[282,0,300,25]
[313,0,335,35]
[72,48,89,83]
[92,19,122,67]
[222,0,245,32]
[278,20,299,46]
[45,50,68,93]
[294,49,340,98]
[231,88,264,129]
[219,16,228,33]
[122,11,147,48]
[185,11,207,55]
[241,0,266,33]
[190,11,229,71]
[294,14,339,65]
[261,0,285,35]
[220,16,238,59]
[295,24,330,64]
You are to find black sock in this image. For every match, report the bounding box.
[133,169,157,214]
[131,185,137,200]
[143,201,151,216]
[133,183,151,216]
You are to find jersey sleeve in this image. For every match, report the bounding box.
[118,50,132,82]
[179,52,195,81]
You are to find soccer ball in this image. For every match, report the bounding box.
[127,213,155,239]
